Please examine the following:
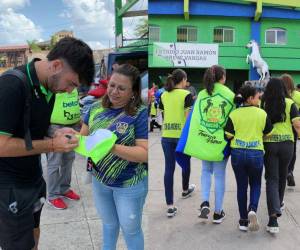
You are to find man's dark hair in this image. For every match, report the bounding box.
[47,37,95,86]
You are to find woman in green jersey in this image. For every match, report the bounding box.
[262,78,300,234]
[225,85,273,232]
[159,69,195,217]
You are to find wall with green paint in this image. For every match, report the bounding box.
[149,15,251,70]
[260,18,300,71]
[149,15,300,85]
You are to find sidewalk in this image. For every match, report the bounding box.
[39,131,300,249]
[147,131,300,250]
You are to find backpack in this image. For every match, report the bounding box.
[0,69,33,150]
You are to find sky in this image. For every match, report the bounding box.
[0,0,147,49]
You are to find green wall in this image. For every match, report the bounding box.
[149,15,300,83]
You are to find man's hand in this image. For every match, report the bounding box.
[52,134,79,152]
[53,127,79,138]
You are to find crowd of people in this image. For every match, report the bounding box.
[149,65,300,234]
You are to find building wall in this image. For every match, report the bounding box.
[149,14,300,83]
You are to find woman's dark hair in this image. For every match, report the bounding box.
[203,65,226,96]
[261,78,286,124]
[165,69,187,92]
[234,84,257,106]
[102,64,142,116]
[47,37,95,86]
[281,74,294,98]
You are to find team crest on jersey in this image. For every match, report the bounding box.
[199,93,234,134]
[116,122,129,134]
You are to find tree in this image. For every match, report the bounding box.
[134,17,148,38]
[27,40,41,52]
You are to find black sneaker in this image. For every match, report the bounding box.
[287,174,296,187]
[266,216,279,234]
[182,184,196,199]
[213,210,226,224]
[198,201,210,219]
[239,219,249,232]
[248,210,259,231]
[167,207,177,218]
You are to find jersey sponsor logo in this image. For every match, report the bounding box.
[199,93,234,134]
[116,122,128,134]
[164,123,181,131]
[64,110,80,121]
[63,101,79,108]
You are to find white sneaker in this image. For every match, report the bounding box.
[248,211,259,231]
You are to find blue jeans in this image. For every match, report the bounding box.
[92,176,148,250]
[201,159,227,213]
[231,148,264,220]
[161,137,191,205]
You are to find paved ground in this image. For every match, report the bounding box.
[39,131,300,250]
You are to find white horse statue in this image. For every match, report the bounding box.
[246,40,269,81]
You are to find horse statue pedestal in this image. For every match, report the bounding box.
[245,79,269,91]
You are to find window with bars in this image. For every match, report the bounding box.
[265,28,286,45]
[177,26,197,42]
[149,26,160,42]
[213,28,234,43]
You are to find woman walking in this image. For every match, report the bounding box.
[281,74,300,187]
[159,69,195,217]
[194,65,235,224]
[225,85,273,231]
[262,78,300,234]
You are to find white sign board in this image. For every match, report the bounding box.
[153,42,219,68]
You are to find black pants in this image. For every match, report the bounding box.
[264,141,294,216]
[287,128,298,175]
[150,115,161,131]
[0,178,46,250]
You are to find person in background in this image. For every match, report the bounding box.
[80,64,148,250]
[280,74,300,187]
[185,81,197,101]
[225,85,273,232]
[149,95,161,132]
[296,84,300,92]
[261,78,300,234]
[46,89,81,209]
[159,69,195,218]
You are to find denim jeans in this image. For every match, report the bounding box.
[161,137,191,205]
[201,159,228,213]
[231,148,264,220]
[92,176,148,250]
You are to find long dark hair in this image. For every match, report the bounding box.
[234,84,257,106]
[165,69,187,92]
[102,64,142,116]
[261,78,286,124]
[203,65,226,96]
